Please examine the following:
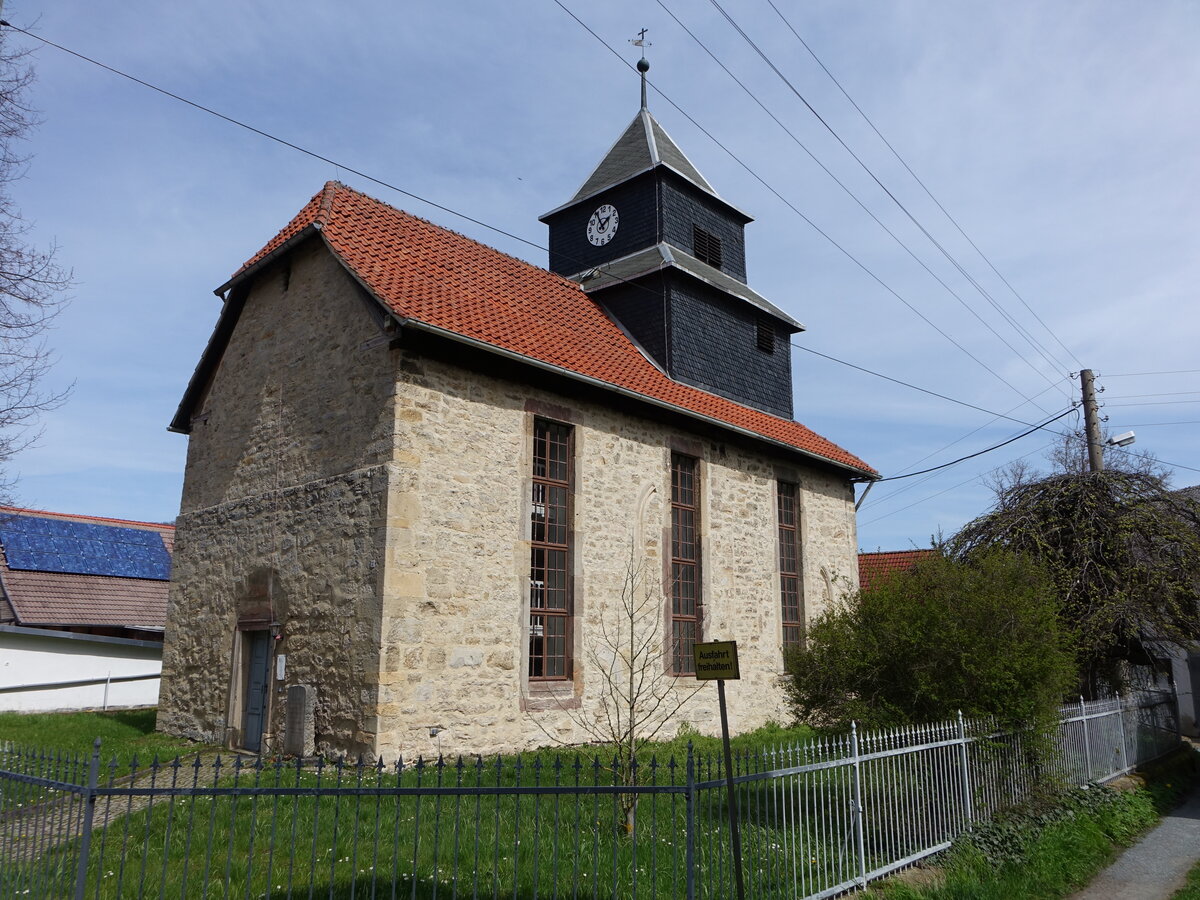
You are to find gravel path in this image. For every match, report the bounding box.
[1069,782,1200,900]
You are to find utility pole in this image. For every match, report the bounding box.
[1080,369,1104,473]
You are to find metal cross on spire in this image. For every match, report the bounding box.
[630,28,652,109]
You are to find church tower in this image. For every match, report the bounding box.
[540,57,803,419]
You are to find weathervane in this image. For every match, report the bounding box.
[630,28,652,110]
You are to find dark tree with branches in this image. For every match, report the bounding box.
[949,470,1200,694]
[0,27,70,496]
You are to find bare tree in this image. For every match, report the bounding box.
[985,424,1169,498]
[531,545,702,834]
[0,28,71,497]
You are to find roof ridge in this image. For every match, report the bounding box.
[316,180,341,226]
[0,505,175,530]
[318,182,586,291]
[858,549,935,556]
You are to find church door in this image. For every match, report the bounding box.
[242,630,271,753]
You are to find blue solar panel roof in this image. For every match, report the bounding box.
[0,514,171,580]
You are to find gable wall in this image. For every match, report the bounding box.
[374,346,858,759]
[159,240,399,756]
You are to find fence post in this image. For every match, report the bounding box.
[850,722,867,887]
[1116,693,1129,772]
[72,738,102,900]
[1080,696,1093,783]
[685,743,696,900]
[956,711,974,828]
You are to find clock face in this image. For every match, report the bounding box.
[586,204,619,246]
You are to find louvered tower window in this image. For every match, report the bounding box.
[529,419,572,679]
[692,226,723,269]
[756,317,775,354]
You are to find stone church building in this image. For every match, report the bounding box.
[158,79,876,759]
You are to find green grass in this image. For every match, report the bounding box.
[0,708,202,764]
[874,746,1200,900]
[1173,858,1200,900]
[0,718,841,900]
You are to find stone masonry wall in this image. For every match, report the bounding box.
[159,239,399,757]
[374,349,860,759]
[160,237,862,761]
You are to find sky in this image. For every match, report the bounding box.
[2,0,1197,551]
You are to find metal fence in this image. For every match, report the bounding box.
[0,692,1179,900]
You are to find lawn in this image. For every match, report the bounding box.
[0,707,203,764]
[0,712,853,899]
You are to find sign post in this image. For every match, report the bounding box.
[694,640,745,900]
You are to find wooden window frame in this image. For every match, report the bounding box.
[528,419,573,681]
[669,452,701,675]
[777,480,803,652]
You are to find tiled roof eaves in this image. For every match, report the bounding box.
[399,316,877,479]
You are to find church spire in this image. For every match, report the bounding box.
[631,28,651,110]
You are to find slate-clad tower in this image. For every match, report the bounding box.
[540,59,802,419]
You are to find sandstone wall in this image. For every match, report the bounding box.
[375,349,860,759]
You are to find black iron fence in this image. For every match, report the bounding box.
[0,692,1180,900]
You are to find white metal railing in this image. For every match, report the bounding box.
[0,691,1179,899]
[705,690,1180,898]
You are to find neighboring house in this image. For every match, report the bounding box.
[158,80,876,760]
[858,549,937,593]
[0,507,172,712]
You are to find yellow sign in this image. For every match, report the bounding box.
[693,641,740,681]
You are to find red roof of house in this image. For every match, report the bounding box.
[0,507,172,629]
[215,182,875,476]
[858,550,937,593]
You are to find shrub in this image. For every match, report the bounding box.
[785,550,1077,731]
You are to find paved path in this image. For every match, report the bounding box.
[1069,783,1200,900]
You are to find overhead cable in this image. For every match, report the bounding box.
[764,0,1083,371]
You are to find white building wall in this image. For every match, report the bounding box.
[0,626,162,712]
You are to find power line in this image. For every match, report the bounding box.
[1105,400,1200,408]
[703,0,1075,389]
[860,399,1075,512]
[14,12,1047,412]
[1,20,556,256]
[14,15,1113,489]
[790,341,1052,426]
[1104,391,1200,400]
[552,1,1051,409]
[890,381,1071,477]
[872,408,1075,482]
[858,439,1056,526]
[763,0,1083,372]
[1104,369,1200,377]
[655,0,1067,407]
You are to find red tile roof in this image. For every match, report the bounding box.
[224,182,875,476]
[858,550,937,593]
[0,507,172,629]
